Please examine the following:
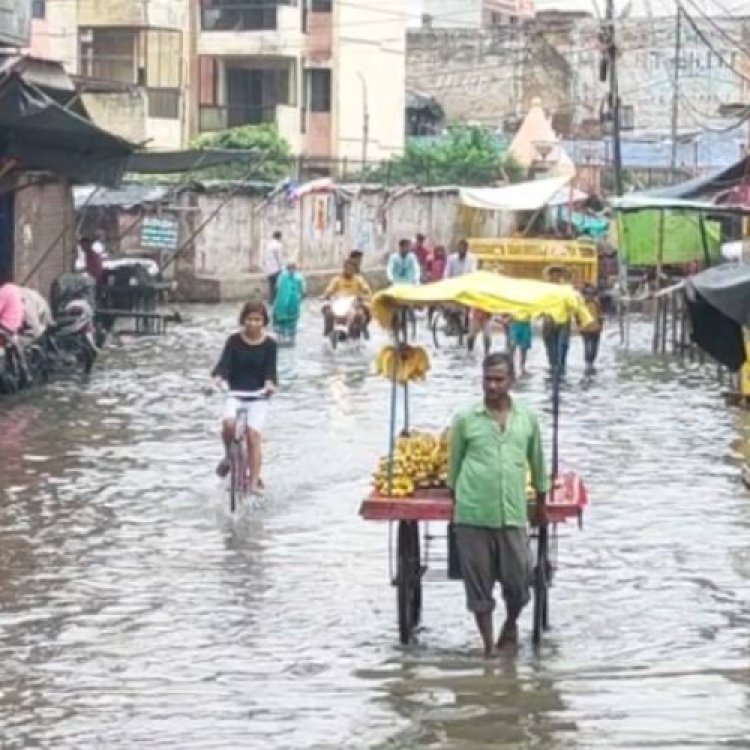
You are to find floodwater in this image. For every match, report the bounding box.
[1,304,750,750]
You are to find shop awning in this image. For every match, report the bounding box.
[0,73,132,186]
[610,193,750,215]
[685,264,750,370]
[371,270,592,328]
[126,148,261,174]
[458,175,573,212]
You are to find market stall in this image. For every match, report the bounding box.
[361,271,592,646]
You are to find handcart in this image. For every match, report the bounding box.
[360,271,593,646]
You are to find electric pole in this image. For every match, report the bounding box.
[358,73,369,172]
[670,6,682,171]
[605,0,624,196]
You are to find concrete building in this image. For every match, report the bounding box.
[410,0,534,29]
[195,0,406,161]
[407,12,750,140]
[28,0,187,148]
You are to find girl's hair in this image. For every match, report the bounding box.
[239,301,269,326]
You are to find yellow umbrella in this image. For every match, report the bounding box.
[371,270,593,329]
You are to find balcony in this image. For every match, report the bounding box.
[77,0,147,27]
[79,54,138,85]
[199,2,303,57]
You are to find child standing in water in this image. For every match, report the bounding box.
[272,261,306,344]
[508,315,532,377]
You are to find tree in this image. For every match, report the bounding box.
[191,124,293,182]
[374,126,518,187]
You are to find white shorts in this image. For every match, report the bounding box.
[222,395,269,433]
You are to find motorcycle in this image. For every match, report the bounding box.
[327,295,367,349]
[0,328,25,393]
[46,299,98,375]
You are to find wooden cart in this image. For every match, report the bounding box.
[360,472,587,645]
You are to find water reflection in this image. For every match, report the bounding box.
[0,306,749,748]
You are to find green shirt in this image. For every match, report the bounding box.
[448,399,548,529]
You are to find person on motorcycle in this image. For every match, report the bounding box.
[0,271,24,337]
[0,272,29,387]
[322,259,372,337]
[79,237,105,284]
[19,287,54,340]
[212,301,277,495]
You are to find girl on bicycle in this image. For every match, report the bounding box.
[212,301,277,495]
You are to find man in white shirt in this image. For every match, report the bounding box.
[264,231,284,303]
[444,239,478,279]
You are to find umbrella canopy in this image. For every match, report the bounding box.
[371,270,592,328]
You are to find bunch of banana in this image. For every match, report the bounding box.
[372,345,431,384]
[371,430,450,497]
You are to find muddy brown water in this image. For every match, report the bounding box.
[1,305,750,749]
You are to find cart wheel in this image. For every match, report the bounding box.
[397,520,421,644]
[411,522,422,627]
[532,564,547,646]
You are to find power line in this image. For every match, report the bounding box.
[679,4,750,88]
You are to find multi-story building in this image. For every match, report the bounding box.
[195,0,406,162]
[31,0,187,148]
[411,0,535,29]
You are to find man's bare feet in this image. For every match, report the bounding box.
[496,621,519,652]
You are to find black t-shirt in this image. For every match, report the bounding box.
[212,333,278,391]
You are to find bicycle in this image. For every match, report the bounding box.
[430,305,467,349]
[219,388,270,513]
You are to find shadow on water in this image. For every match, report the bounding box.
[1,305,750,748]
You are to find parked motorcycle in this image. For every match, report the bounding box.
[47,299,98,376]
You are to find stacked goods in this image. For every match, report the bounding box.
[372,345,430,384]
[371,430,449,498]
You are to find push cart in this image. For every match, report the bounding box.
[360,270,593,646]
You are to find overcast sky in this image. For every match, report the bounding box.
[536,0,745,15]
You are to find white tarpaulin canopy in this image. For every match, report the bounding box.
[458,175,575,212]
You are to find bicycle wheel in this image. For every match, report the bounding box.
[229,441,244,513]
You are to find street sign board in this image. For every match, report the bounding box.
[140,216,179,250]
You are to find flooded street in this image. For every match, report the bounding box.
[2,303,750,749]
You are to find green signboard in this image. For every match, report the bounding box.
[141,216,179,250]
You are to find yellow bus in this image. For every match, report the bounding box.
[468,237,598,286]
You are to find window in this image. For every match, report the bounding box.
[32,0,45,19]
[78,28,138,84]
[308,69,330,112]
[620,104,635,131]
[148,89,180,119]
[310,0,332,10]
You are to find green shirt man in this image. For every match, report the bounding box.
[447,352,548,657]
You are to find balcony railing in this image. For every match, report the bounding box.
[79,54,137,84]
[199,103,279,131]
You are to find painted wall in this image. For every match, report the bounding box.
[333,0,406,161]
[13,175,75,299]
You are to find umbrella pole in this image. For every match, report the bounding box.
[386,313,401,496]
[401,310,410,433]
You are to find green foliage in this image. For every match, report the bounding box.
[191,124,293,181]
[370,126,515,187]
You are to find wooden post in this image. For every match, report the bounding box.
[652,295,661,354]
[661,290,669,353]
